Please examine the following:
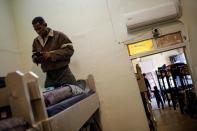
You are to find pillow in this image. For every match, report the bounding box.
[43,86,72,106]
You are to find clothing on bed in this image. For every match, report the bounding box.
[77,80,91,93]
[76,80,86,90]
[69,84,85,95]
[43,86,72,106]
[43,83,87,107]
[43,79,94,116]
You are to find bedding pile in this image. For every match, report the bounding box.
[43,80,90,106]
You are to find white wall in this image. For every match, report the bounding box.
[132,48,184,73]
[10,0,149,131]
[0,0,22,108]
[181,0,197,93]
[0,0,22,76]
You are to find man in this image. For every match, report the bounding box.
[152,86,164,109]
[32,16,77,88]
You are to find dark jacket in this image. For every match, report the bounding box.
[32,29,74,72]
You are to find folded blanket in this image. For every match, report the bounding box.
[43,86,72,106]
[43,80,91,106]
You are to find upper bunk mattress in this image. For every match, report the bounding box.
[47,92,94,117]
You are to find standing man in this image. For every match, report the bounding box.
[152,86,164,109]
[32,16,77,88]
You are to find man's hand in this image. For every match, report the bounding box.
[41,52,51,61]
[32,52,43,65]
[32,52,52,65]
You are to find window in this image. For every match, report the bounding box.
[127,39,154,56]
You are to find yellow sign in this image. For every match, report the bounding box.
[127,39,154,55]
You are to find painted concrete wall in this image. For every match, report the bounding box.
[0,0,21,76]
[10,0,149,130]
[132,48,184,73]
[0,0,22,108]
[181,0,197,93]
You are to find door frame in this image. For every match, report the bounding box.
[125,21,196,92]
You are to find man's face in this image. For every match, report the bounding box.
[33,22,48,38]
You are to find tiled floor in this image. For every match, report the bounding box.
[153,106,197,131]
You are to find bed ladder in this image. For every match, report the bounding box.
[6,71,48,127]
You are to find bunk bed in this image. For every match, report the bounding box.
[1,71,100,131]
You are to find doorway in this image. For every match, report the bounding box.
[125,25,197,130]
[131,47,197,131]
[132,48,193,109]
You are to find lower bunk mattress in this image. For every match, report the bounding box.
[47,92,94,117]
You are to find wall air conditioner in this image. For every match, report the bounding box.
[125,0,181,31]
